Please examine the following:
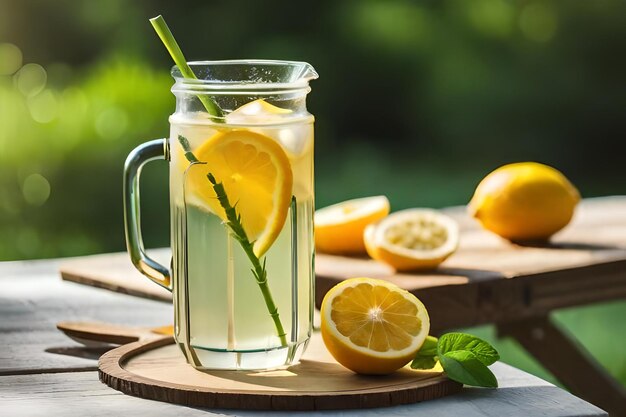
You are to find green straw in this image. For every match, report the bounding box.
[150,15,224,120]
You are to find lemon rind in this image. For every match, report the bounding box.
[315,196,390,226]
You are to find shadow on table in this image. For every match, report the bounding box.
[512,241,622,251]
[198,358,442,391]
[46,345,113,361]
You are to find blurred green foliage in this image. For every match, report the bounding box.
[1,0,625,389]
[1,0,625,260]
[0,58,171,258]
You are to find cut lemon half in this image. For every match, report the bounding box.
[321,277,430,375]
[187,130,293,256]
[364,209,459,271]
[315,196,390,254]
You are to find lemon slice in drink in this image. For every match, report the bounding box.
[364,209,459,271]
[321,277,430,375]
[188,130,293,256]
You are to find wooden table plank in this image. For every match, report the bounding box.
[0,372,226,417]
[0,364,607,417]
[59,250,172,302]
[0,261,172,375]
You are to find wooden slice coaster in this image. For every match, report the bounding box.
[99,333,462,411]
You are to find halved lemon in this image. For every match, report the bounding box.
[187,130,293,256]
[364,209,459,271]
[321,277,430,375]
[315,196,390,254]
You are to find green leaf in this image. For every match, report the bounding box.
[440,350,498,388]
[411,355,438,370]
[438,332,499,366]
[411,336,439,369]
[418,335,439,356]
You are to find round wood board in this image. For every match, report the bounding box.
[99,333,462,411]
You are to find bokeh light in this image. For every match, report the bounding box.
[22,173,51,206]
[27,89,58,123]
[14,63,47,97]
[467,0,515,39]
[519,3,558,43]
[0,43,23,75]
[346,0,429,51]
[95,106,129,140]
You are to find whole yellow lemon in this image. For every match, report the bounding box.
[468,162,580,241]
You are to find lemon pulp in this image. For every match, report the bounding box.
[364,209,459,271]
[187,130,293,256]
[321,277,430,375]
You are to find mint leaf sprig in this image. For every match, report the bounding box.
[177,136,287,347]
[411,332,499,388]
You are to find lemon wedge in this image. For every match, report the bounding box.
[364,209,459,271]
[187,130,293,256]
[321,277,430,375]
[315,196,390,254]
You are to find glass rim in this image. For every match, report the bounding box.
[171,59,318,93]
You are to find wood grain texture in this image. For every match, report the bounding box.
[1,366,607,417]
[59,249,172,302]
[98,333,462,411]
[0,263,172,375]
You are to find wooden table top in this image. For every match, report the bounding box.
[58,197,626,334]
[0,246,607,415]
[316,196,626,332]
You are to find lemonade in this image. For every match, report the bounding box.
[123,57,318,371]
[169,108,315,369]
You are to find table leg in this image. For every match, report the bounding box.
[497,316,626,417]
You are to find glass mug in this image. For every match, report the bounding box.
[123,60,317,370]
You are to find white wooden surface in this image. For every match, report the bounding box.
[0,258,607,416]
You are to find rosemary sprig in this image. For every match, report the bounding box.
[177,136,288,347]
[207,173,287,346]
[150,15,224,121]
[177,135,201,163]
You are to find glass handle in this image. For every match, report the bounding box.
[123,138,172,291]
